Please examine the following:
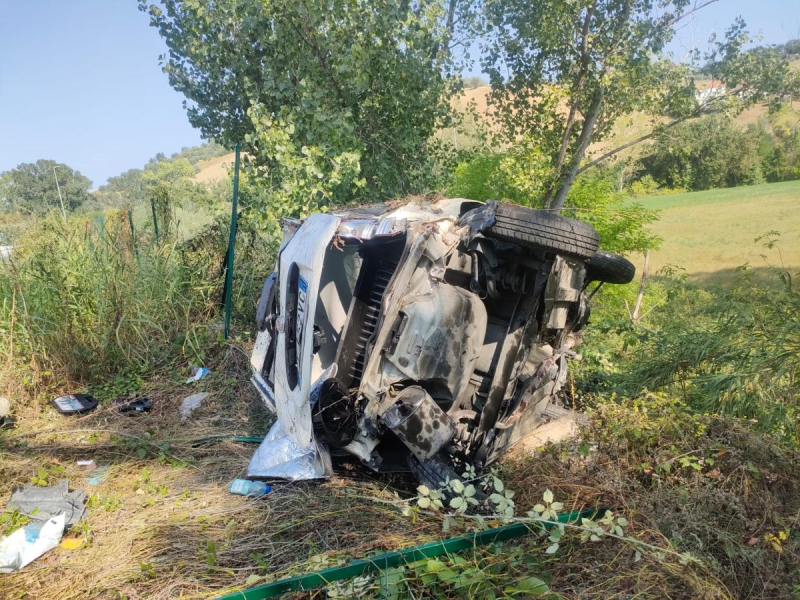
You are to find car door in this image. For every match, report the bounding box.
[273,213,341,447]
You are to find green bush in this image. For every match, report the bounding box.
[644,116,765,191]
[447,153,505,201]
[581,260,800,445]
[562,175,660,255]
[448,145,660,256]
[628,174,685,198]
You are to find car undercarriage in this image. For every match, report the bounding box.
[248,199,634,486]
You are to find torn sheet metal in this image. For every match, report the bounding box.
[246,420,332,481]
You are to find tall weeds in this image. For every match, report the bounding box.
[581,265,800,445]
[0,211,219,396]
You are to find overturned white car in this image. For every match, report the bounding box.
[247,200,634,486]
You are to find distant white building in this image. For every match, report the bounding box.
[0,245,12,259]
[695,81,726,105]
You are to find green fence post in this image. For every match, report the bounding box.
[128,208,138,258]
[151,198,159,243]
[223,142,242,339]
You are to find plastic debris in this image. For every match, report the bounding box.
[247,420,332,481]
[8,479,88,528]
[186,366,211,383]
[76,460,97,470]
[180,392,209,421]
[51,393,98,415]
[0,396,13,430]
[113,396,152,415]
[87,466,110,486]
[59,537,84,550]
[0,513,66,573]
[229,479,272,497]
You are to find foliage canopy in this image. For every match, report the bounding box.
[0,160,92,214]
[645,115,764,191]
[140,0,461,224]
[478,1,800,210]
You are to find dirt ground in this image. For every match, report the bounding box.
[2,347,798,599]
[0,349,444,599]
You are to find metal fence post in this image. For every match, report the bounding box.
[223,142,242,339]
[128,208,138,258]
[151,198,159,243]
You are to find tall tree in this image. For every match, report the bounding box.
[0,160,91,214]
[140,0,463,222]
[96,168,147,207]
[480,1,800,211]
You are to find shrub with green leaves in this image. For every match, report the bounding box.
[643,115,765,191]
[582,256,800,444]
[448,146,660,256]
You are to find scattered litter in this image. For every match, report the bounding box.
[51,393,98,415]
[185,366,211,383]
[59,537,84,550]
[229,479,272,497]
[180,392,209,421]
[0,513,66,573]
[113,396,152,415]
[247,420,332,481]
[76,460,97,470]
[87,466,110,486]
[8,479,88,528]
[0,397,14,430]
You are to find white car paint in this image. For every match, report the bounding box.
[273,213,341,447]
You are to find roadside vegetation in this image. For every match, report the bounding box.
[1,0,799,597]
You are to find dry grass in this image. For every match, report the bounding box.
[500,402,800,599]
[0,348,440,599]
[2,348,798,598]
[193,154,237,185]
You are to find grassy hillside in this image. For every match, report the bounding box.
[194,153,236,184]
[629,180,800,285]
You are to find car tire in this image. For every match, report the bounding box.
[585,250,636,284]
[483,202,600,260]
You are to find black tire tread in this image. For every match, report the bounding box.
[485,204,600,260]
[586,249,636,284]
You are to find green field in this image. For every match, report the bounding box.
[628,180,800,285]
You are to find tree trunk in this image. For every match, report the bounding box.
[544,3,595,206]
[632,249,650,324]
[549,90,604,212]
[432,0,458,59]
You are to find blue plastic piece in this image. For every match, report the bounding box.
[229,479,272,497]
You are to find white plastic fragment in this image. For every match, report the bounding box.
[0,513,66,573]
[180,392,209,421]
[0,397,10,419]
[247,420,332,481]
[185,367,211,384]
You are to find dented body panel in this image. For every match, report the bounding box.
[250,199,619,483]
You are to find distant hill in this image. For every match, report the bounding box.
[194,152,237,184]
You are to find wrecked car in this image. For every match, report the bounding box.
[248,200,634,486]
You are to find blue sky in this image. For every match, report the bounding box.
[1,1,798,187]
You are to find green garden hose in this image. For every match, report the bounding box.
[216,508,599,599]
